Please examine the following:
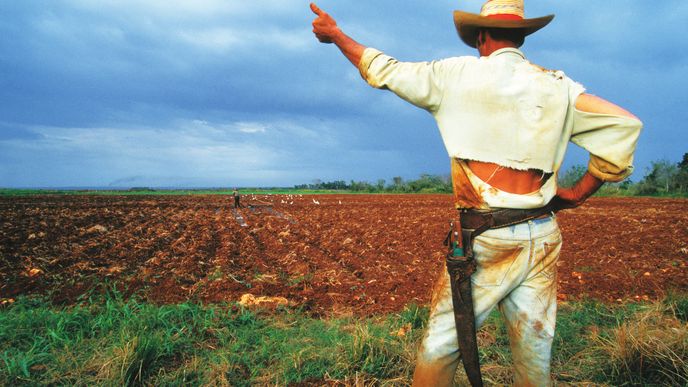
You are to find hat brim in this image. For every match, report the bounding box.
[453,11,554,48]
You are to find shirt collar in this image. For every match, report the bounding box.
[489,47,526,60]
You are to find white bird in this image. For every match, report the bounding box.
[338,200,342,205]
[312,199,320,205]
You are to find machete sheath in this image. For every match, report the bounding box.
[446,248,482,387]
[445,218,491,387]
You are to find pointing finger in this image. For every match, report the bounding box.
[310,3,323,16]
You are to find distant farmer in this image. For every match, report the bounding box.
[311,1,641,386]
[232,188,241,208]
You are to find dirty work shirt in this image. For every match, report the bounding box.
[358,47,642,208]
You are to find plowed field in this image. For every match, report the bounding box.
[1,195,686,316]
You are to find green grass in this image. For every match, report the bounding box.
[0,290,422,386]
[1,291,686,386]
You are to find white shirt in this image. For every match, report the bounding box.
[359,47,642,208]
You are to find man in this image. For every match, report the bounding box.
[310,1,641,386]
[232,188,241,208]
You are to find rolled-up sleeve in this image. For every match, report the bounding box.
[357,47,447,112]
[570,109,643,182]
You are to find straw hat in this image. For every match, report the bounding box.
[454,0,554,48]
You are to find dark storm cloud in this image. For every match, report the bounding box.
[0,1,685,187]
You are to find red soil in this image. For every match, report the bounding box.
[1,195,686,316]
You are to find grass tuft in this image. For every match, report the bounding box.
[589,302,688,385]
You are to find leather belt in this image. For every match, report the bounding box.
[459,203,558,231]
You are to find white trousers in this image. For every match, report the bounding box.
[413,215,562,387]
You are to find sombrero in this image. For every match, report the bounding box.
[454,0,554,48]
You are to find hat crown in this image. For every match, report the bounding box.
[480,0,524,19]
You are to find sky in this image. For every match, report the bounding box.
[0,0,686,188]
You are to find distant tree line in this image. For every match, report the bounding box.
[628,153,688,195]
[294,174,452,193]
[296,153,688,197]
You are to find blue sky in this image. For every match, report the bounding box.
[1,0,685,188]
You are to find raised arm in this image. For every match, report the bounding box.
[310,3,365,67]
[310,3,446,112]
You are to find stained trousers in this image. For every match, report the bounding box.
[413,215,562,387]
